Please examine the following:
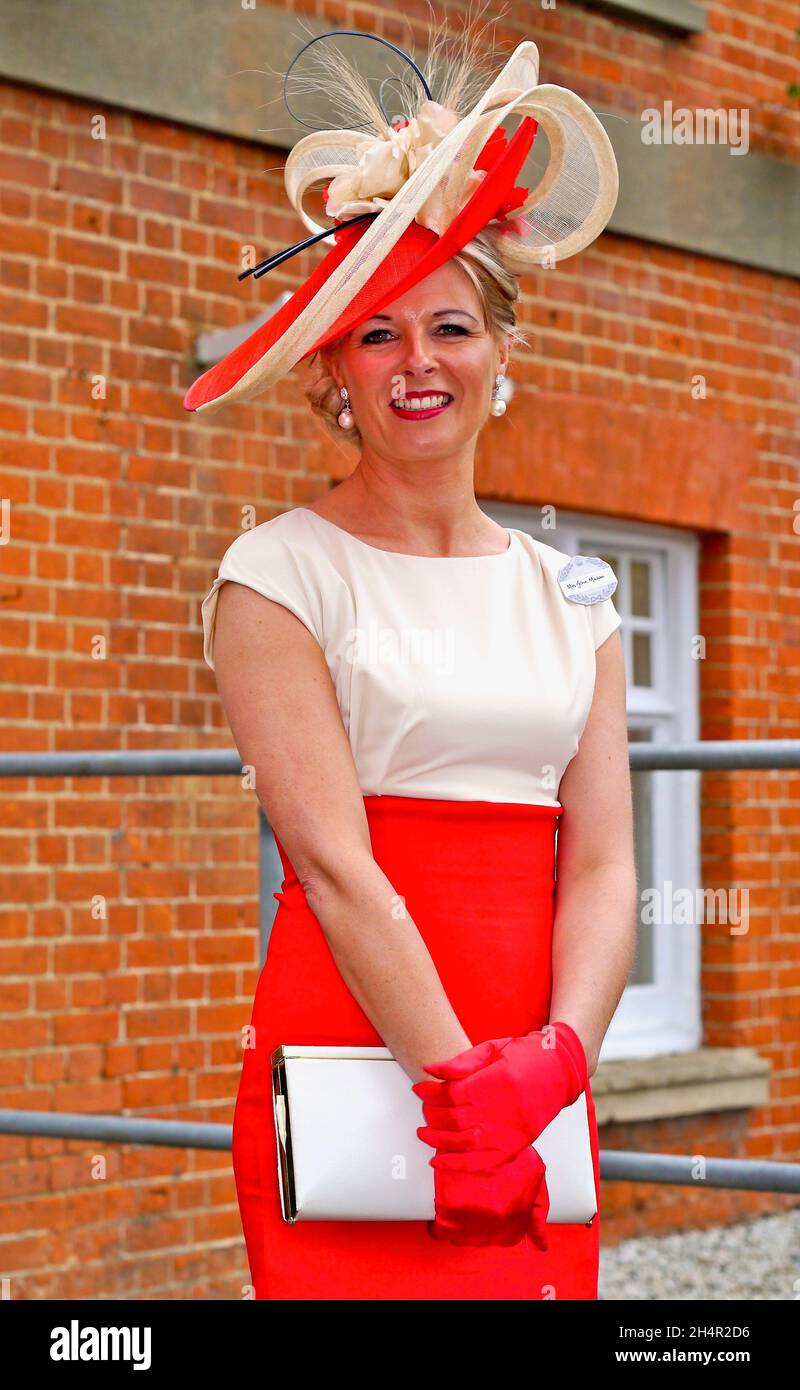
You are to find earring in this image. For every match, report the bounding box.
[337,385,354,430]
[489,374,507,418]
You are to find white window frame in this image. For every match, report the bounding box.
[486,502,702,1061]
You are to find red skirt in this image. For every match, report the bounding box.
[231,795,601,1300]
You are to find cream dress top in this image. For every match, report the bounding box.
[201,507,622,810]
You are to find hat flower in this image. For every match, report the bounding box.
[323,105,530,237]
[323,100,462,228]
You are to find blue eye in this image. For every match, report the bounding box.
[361,323,468,344]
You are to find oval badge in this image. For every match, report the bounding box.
[557,555,617,606]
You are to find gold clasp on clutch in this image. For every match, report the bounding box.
[271,1051,298,1224]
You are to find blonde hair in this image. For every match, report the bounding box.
[302,229,529,450]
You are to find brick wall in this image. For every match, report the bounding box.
[0,0,798,1296]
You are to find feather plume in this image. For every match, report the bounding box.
[249,0,516,141]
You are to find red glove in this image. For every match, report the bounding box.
[427,1141,550,1250]
[413,1021,588,1172]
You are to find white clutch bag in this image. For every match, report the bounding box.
[271,1044,597,1225]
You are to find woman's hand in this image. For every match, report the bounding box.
[413,1021,588,1169]
[427,1142,550,1249]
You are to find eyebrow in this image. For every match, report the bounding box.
[362,309,480,325]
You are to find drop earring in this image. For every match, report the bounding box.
[489,374,507,418]
[337,385,354,430]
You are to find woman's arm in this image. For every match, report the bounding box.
[547,628,638,1076]
[211,579,471,1083]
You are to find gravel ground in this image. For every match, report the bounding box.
[599,1208,800,1300]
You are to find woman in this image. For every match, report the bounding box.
[191,26,636,1298]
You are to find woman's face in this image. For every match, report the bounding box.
[329,260,509,463]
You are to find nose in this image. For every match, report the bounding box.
[398,325,439,378]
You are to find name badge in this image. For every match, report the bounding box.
[557,555,617,606]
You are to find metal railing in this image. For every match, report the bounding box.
[1,740,799,1196]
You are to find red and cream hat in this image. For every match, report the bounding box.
[183,27,618,415]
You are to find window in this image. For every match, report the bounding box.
[487,503,702,1060]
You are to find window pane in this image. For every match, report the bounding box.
[632,631,652,686]
[631,560,651,616]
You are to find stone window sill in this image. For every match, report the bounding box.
[591,1047,771,1125]
[584,0,707,35]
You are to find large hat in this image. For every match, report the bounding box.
[183,29,618,415]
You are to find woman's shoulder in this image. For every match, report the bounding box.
[515,529,618,589]
[513,529,621,650]
[202,510,328,669]
[217,507,316,565]
[212,509,347,595]
[513,528,572,577]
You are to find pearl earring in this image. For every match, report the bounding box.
[489,373,507,418]
[337,385,354,430]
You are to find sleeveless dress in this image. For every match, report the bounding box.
[201,506,622,1301]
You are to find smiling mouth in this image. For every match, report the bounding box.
[389,394,454,415]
